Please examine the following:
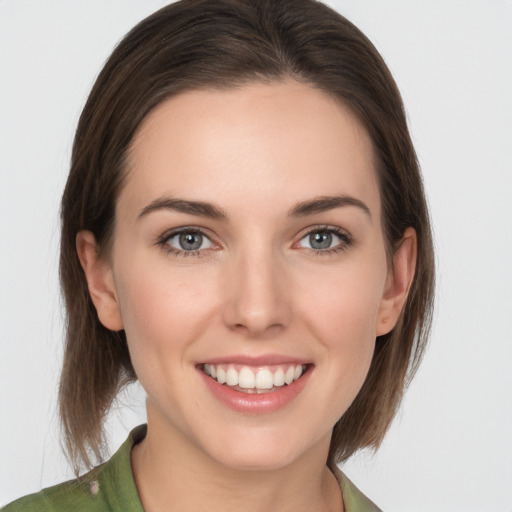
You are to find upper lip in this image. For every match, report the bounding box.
[199,354,312,366]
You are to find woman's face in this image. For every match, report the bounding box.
[91,81,405,470]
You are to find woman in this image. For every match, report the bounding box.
[4,0,434,510]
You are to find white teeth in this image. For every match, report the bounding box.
[204,363,306,391]
[217,367,227,384]
[239,367,255,389]
[255,368,273,389]
[273,368,285,387]
[226,367,239,386]
[284,366,295,385]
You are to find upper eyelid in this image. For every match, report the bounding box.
[158,226,215,243]
[294,225,352,251]
[298,225,351,239]
[292,226,354,256]
[156,224,351,248]
[157,227,218,258]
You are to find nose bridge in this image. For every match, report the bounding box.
[223,240,289,336]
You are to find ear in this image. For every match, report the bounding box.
[376,227,417,336]
[76,230,124,331]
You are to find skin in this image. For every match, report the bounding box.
[77,81,416,512]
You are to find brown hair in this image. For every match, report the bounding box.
[59,0,435,472]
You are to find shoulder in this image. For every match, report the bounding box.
[2,425,147,512]
[1,475,104,511]
[331,465,383,512]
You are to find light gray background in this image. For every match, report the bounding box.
[1,1,511,510]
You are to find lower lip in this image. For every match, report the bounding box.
[199,366,312,414]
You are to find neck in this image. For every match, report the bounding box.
[131,412,343,512]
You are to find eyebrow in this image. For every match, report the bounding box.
[288,195,372,219]
[138,194,371,221]
[138,197,227,220]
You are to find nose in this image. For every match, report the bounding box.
[222,246,291,338]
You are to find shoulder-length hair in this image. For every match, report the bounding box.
[59,0,435,473]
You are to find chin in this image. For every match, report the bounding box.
[213,448,299,472]
[201,427,327,472]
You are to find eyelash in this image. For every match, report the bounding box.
[156,225,352,258]
[156,227,216,258]
[297,225,352,255]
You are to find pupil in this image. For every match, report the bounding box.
[310,232,332,249]
[179,232,202,250]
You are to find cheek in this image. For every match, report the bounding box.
[296,257,387,390]
[113,258,220,365]
[300,261,386,343]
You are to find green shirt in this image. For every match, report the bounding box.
[2,425,382,511]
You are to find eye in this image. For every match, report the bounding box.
[161,229,214,255]
[297,227,351,252]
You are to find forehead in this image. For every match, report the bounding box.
[122,81,380,218]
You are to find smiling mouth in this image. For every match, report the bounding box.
[201,363,308,394]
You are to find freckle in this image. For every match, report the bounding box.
[90,480,100,496]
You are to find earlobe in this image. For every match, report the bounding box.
[376,227,417,336]
[76,231,124,331]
